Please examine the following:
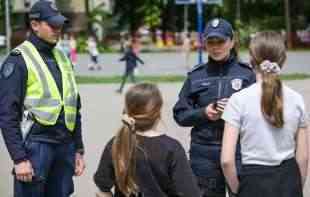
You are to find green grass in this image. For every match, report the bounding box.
[76,73,310,84]
[280,73,310,80]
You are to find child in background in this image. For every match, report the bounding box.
[182,32,191,71]
[94,83,201,197]
[87,35,101,70]
[116,45,144,93]
[69,34,77,67]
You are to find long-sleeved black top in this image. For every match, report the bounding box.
[0,33,83,164]
[119,49,144,72]
[94,134,201,197]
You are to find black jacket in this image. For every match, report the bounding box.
[0,33,83,164]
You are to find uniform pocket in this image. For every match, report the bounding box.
[191,79,218,106]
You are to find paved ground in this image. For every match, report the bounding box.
[1,80,310,196]
[73,51,310,76]
[1,51,309,76]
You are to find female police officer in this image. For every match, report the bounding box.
[173,18,256,197]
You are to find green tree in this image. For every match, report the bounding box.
[88,3,117,38]
[113,0,166,35]
[0,0,4,33]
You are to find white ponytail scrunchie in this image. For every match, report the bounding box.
[122,114,136,131]
[260,60,281,74]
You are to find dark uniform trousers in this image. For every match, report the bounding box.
[14,141,76,197]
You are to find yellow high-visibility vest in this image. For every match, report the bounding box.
[17,41,78,131]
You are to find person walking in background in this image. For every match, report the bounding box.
[131,36,141,55]
[173,18,256,197]
[57,33,70,58]
[0,1,85,197]
[221,31,309,197]
[87,35,101,70]
[182,32,191,71]
[116,44,144,93]
[94,83,201,197]
[69,34,78,67]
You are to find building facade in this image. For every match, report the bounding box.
[11,0,112,45]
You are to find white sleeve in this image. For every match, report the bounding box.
[222,93,243,129]
[297,95,308,128]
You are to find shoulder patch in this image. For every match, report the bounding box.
[0,62,16,79]
[10,49,21,56]
[189,63,205,73]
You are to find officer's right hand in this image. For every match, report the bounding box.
[205,103,221,121]
[14,160,34,182]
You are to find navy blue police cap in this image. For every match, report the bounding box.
[29,0,67,27]
[204,18,233,40]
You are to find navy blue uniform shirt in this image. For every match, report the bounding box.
[0,33,83,164]
[173,54,256,145]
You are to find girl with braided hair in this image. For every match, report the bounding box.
[94,83,201,197]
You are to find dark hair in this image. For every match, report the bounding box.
[112,83,163,197]
[249,31,287,128]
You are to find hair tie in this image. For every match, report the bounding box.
[122,114,136,131]
[260,60,281,74]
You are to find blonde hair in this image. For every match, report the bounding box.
[112,83,163,197]
[249,31,286,128]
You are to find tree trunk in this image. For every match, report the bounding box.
[236,0,241,22]
[85,0,92,33]
[284,0,292,48]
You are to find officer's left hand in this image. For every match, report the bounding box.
[215,98,229,113]
[75,153,86,176]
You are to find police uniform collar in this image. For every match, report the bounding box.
[28,33,56,53]
[189,63,206,73]
[207,54,236,71]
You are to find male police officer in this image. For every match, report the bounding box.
[0,1,85,197]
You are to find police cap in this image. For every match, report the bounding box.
[203,18,233,40]
[29,0,67,28]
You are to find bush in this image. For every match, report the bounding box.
[235,16,285,47]
[76,35,118,53]
[76,36,88,53]
[235,20,260,47]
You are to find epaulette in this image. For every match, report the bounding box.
[189,63,205,73]
[238,61,253,71]
[10,48,21,56]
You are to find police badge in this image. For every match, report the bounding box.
[231,78,242,91]
[50,2,58,11]
[211,19,220,28]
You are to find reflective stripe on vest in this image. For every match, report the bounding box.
[18,41,78,131]
[53,48,78,131]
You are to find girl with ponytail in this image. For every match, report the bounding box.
[94,83,200,197]
[221,31,309,197]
